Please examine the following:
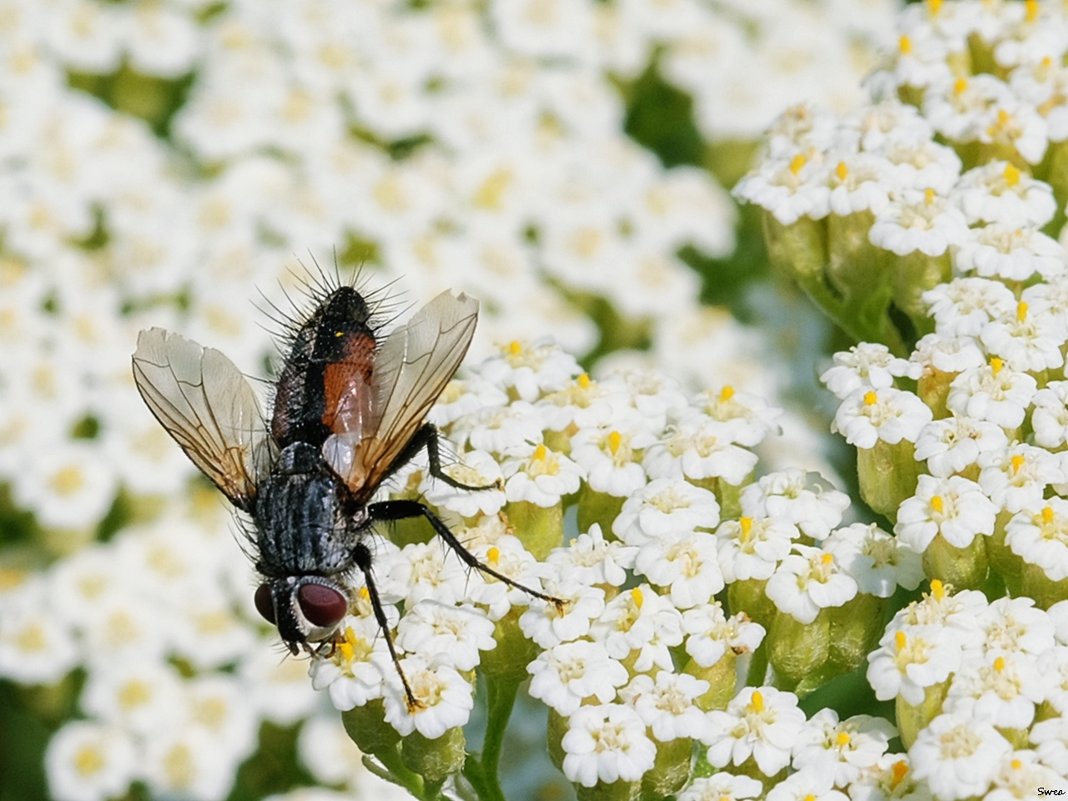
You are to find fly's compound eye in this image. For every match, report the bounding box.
[297,583,348,628]
[254,583,276,624]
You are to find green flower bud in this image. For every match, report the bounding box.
[767,610,830,690]
[896,682,949,749]
[576,489,625,536]
[480,609,537,683]
[400,726,466,785]
[827,593,886,673]
[641,737,693,798]
[575,779,640,801]
[683,652,737,711]
[727,577,776,629]
[892,251,950,337]
[1019,562,1068,610]
[763,212,827,283]
[504,499,564,559]
[923,534,988,590]
[857,440,921,519]
[341,700,400,757]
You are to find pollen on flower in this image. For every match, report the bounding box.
[577,372,591,390]
[74,745,104,777]
[606,431,622,455]
[739,516,753,542]
[993,656,1005,672]
[954,77,968,96]
[486,546,500,565]
[1003,163,1020,187]
[1041,505,1054,525]
[923,188,935,207]
[1026,0,1038,22]
[117,680,151,710]
[990,357,1004,375]
[789,154,806,175]
[835,161,848,182]
[719,385,734,402]
[926,0,942,16]
[891,760,909,787]
[836,731,851,747]
[895,630,907,652]
[929,495,944,514]
[899,34,912,54]
[930,579,945,600]
[1010,454,1025,474]
[863,390,878,405]
[163,743,194,789]
[1016,301,1028,321]
[748,690,764,713]
[630,587,644,609]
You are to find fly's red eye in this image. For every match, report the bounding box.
[297,584,347,628]
[254,583,276,624]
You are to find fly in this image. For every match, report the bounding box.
[131,273,557,708]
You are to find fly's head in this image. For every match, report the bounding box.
[253,575,349,653]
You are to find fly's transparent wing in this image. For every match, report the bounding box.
[324,291,477,498]
[132,328,275,511]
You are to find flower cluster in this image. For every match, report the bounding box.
[866,581,1067,799]
[305,342,926,796]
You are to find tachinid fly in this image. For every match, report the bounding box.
[131,273,556,707]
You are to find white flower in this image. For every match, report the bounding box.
[502,443,584,507]
[979,301,1065,373]
[868,188,969,257]
[944,653,1045,730]
[953,222,1065,281]
[612,477,720,546]
[740,469,850,541]
[894,474,998,551]
[825,522,924,597]
[545,524,636,588]
[1006,501,1068,582]
[792,709,896,788]
[561,704,657,788]
[821,342,919,399]
[0,588,80,685]
[1030,715,1068,776]
[309,618,389,712]
[683,603,765,668]
[676,772,764,801]
[633,530,723,609]
[867,624,966,705]
[45,722,137,801]
[716,514,796,583]
[923,276,1017,337]
[1031,381,1068,448]
[765,770,848,801]
[908,711,1011,801]
[395,601,495,672]
[479,339,581,402]
[81,659,184,735]
[951,161,1056,227]
[527,639,628,716]
[421,450,505,518]
[619,670,709,742]
[704,687,806,777]
[977,596,1057,659]
[569,423,653,496]
[643,416,759,484]
[978,444,1065,515]
[141,720,241,801]
[913,414,1009,477]
[946,358,1037,429]
[732,151,832,225]
[381,655,475,738]
[832,387,932,449]
[765,546,858,624]
[519,582,605,648]
[588,585,684,672]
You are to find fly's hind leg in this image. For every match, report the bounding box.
[352,541,420,711]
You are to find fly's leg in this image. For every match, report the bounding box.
[388,423,499,492]
[352,541,420,711]
[369,499,564,611]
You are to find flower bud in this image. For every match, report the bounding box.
[504,500,564,559]
[575,779,640,801]
[341,700,400,757]
[576,490,625,537]
[727,579,776,629]
[684,652,737,711]
[764,214,827,282]
[857,440,921,518]
[400,726,466,784]
[480,611,537,683]
[767,610,830,691]
[892,251,950,337]
[896,682,948,749]
[827,593,885,672]
[641,738,693,798]
[923,534,988,590]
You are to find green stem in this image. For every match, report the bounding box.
[362,749,427,799]
[464,677,520,801]
[746,643,769,688]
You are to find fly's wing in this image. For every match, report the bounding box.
[132,328,275,511]
[324,291,477,498]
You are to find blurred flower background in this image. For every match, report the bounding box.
[6,1,1068,801]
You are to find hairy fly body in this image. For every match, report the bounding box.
[131,275,555,707]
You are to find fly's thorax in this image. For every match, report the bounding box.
[254,442,356,576]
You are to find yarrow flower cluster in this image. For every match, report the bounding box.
[302,342,928,796]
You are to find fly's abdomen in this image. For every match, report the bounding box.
[271,286,376,448]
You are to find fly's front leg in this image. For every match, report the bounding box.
[352,541,420,711]
[369,499,562,609]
